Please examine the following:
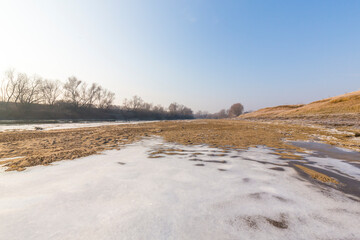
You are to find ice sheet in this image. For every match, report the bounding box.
[0,120,157,132]
[304,156,360,181]
[0,138,359,240]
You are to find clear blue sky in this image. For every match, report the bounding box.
[0,0,359,112]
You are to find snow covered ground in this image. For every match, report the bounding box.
[0,138,359,240]
[0,120,157,132]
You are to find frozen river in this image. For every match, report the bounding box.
[0,120,158,132]
[0,138,359,240]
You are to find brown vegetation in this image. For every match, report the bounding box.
[1,119,359,171]
[294,164,339,184]
[240,90,360,124]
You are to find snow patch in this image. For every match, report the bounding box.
[0,138,359,240]
[0,120,158,132]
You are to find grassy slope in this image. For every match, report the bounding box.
[241,90,360,118]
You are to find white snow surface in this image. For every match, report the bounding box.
[0,120,157,132]
[0,138,359,240]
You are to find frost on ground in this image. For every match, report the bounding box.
[0,138,359,240]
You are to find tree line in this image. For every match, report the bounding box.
[0,69,244,121]
[0,69,115,109]
[194,103,244,119]
[0,69,194,120]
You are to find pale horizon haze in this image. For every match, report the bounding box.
[0,0,359,112]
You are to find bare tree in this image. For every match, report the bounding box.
[0,78,4,102]
[0,71,12,102]
[123,95,144,110]
[168,102,193,118]
[0,69,201,120]
[63,77,115,109]
[40,79,62,105]
[152,104,165,113]
[79,82,88,106]
[143,102,153,111]
[96,88,115,109]
[194,110,211,119]
[213,109,228,119]
[104,90,115,109]
[1,70,42,104]
[22,75,42,104]
[3,69,18,103]
[122,98,130,110]
[85,83,101,107]
[13,73,30,103]
[63,77,82,106]
[228,103,244,117]
[168,102,180,113]
[179,105,193,116]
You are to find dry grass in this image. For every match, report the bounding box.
[148,148,187,158]
[294,164,339,184]
[0,126,148,171]
[0,119,359,171]
[241,104,304,118]
[241,90,360,118]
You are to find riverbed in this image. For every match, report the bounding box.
[0,137,359,240]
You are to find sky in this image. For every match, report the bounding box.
[0,0,359,112]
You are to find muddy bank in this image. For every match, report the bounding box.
[282,141,360,199]
[291,141,360,162]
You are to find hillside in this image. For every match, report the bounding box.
[240,90,360,124]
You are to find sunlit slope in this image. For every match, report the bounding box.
[241,90,360,118]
